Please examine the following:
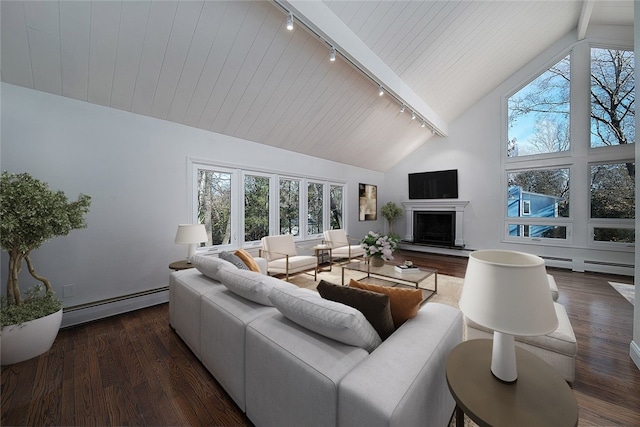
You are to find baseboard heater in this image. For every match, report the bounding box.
[584,260,635,269]
[61,286,169,329]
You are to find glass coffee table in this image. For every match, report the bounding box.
[341,261,437,301]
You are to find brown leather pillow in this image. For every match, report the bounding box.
[317,280,395,341]
[349,279,423,328]
[234,249,262,273]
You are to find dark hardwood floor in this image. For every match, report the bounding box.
[2,250,639,426]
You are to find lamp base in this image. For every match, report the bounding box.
[491,331,518,383]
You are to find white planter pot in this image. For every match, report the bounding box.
[1,308,63,365]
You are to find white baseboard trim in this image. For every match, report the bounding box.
[61,287,169,328]
[631,340,640,372]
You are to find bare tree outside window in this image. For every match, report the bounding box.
[280,178,300,236]
[307,182,324,235]
[197,170,231,246]
[329,185,343,229]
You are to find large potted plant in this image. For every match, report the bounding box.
[1,171,91,364]
[381,201,403,238]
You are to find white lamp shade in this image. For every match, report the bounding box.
[459,250,558,336]
[174,224,208,244]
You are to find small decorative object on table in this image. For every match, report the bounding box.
[362,231,398,267]
[394,261,419,273]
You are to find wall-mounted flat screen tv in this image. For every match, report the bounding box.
[408,169,458,199]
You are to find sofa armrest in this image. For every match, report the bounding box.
[253,257,268,275]
[338,303,463,427]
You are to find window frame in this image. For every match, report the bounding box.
[502,42,634,252]
[188,158,346,251]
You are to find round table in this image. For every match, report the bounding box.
[445,339,578,427]
[169,259,194,271]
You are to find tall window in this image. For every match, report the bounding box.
[307,182,324,235]
[279,178,300,236]
[505,46,634,247]
[329,185,344,229]
[590,48,635,148]
[197,168,232,246]
[508,56,570,157]
[244,174,270,242]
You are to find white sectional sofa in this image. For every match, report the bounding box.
[169,254,463,427]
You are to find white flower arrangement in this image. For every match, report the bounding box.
[361,231,399,261]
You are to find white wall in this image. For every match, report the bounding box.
[385,26,635,275]
[0,83,384,326]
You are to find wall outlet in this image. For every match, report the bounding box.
[63,284,75,298]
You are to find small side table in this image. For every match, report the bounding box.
[313,245,332,273]
[446,339,578,427]
[169,260,194,271]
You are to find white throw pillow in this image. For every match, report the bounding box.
[190,254,237,282]
[268,286,382,353]
[218,268,297,306]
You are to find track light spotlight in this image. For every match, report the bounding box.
[421,120,426,128]
[329,47,336,62]
[378,86,384,96]
[286,13,294,31]
[400,104,405,113]
[411,111,416,120]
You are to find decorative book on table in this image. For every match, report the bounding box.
[395,265,420,273]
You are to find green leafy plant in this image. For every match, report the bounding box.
[381,202,403,237]
[1,171,91,327]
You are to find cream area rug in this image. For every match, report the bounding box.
[609,282,635,306]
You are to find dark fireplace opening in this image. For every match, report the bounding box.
[414,211,455,246]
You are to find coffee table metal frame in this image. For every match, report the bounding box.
[341,261,437,298]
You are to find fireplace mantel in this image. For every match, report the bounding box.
[401,200,469,247]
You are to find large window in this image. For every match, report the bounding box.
[193,161,345,248]
[508,55,570,157]
[329,185,344,229]
[280,178,300,236]
[197,168,233,247]
[244,174,270,242]
[590,48,635,148]
[506,46,634,248]
[307,182,324,235]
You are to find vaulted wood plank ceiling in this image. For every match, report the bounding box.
[1,1,633,172]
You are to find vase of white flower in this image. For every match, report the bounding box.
[362,231,399,267]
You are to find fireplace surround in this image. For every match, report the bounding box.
[402,201,469,247]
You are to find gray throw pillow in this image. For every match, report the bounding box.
[268,286,382,353]
[219,251,250,270]
[317,280,395,341]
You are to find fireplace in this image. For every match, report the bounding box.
[402,200,469,248]
[414,211,455,246]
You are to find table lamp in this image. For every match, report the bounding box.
[174,224,208,262]
[459,250,558,383]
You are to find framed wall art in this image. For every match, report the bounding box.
[359,183,377,221]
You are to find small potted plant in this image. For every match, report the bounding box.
[381,202,403,238]
[1,171,91,364]
[361,231,399,267]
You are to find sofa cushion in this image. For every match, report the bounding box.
[268,286,382,352]
[219,251,250,270]
[349,279,423,328]
[190,254,237,282]
[218,268,297,306]
[234,249,262,273]
[317,280,395,341]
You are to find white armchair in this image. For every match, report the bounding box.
[323,229,366,263]
[259,235,317,281]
